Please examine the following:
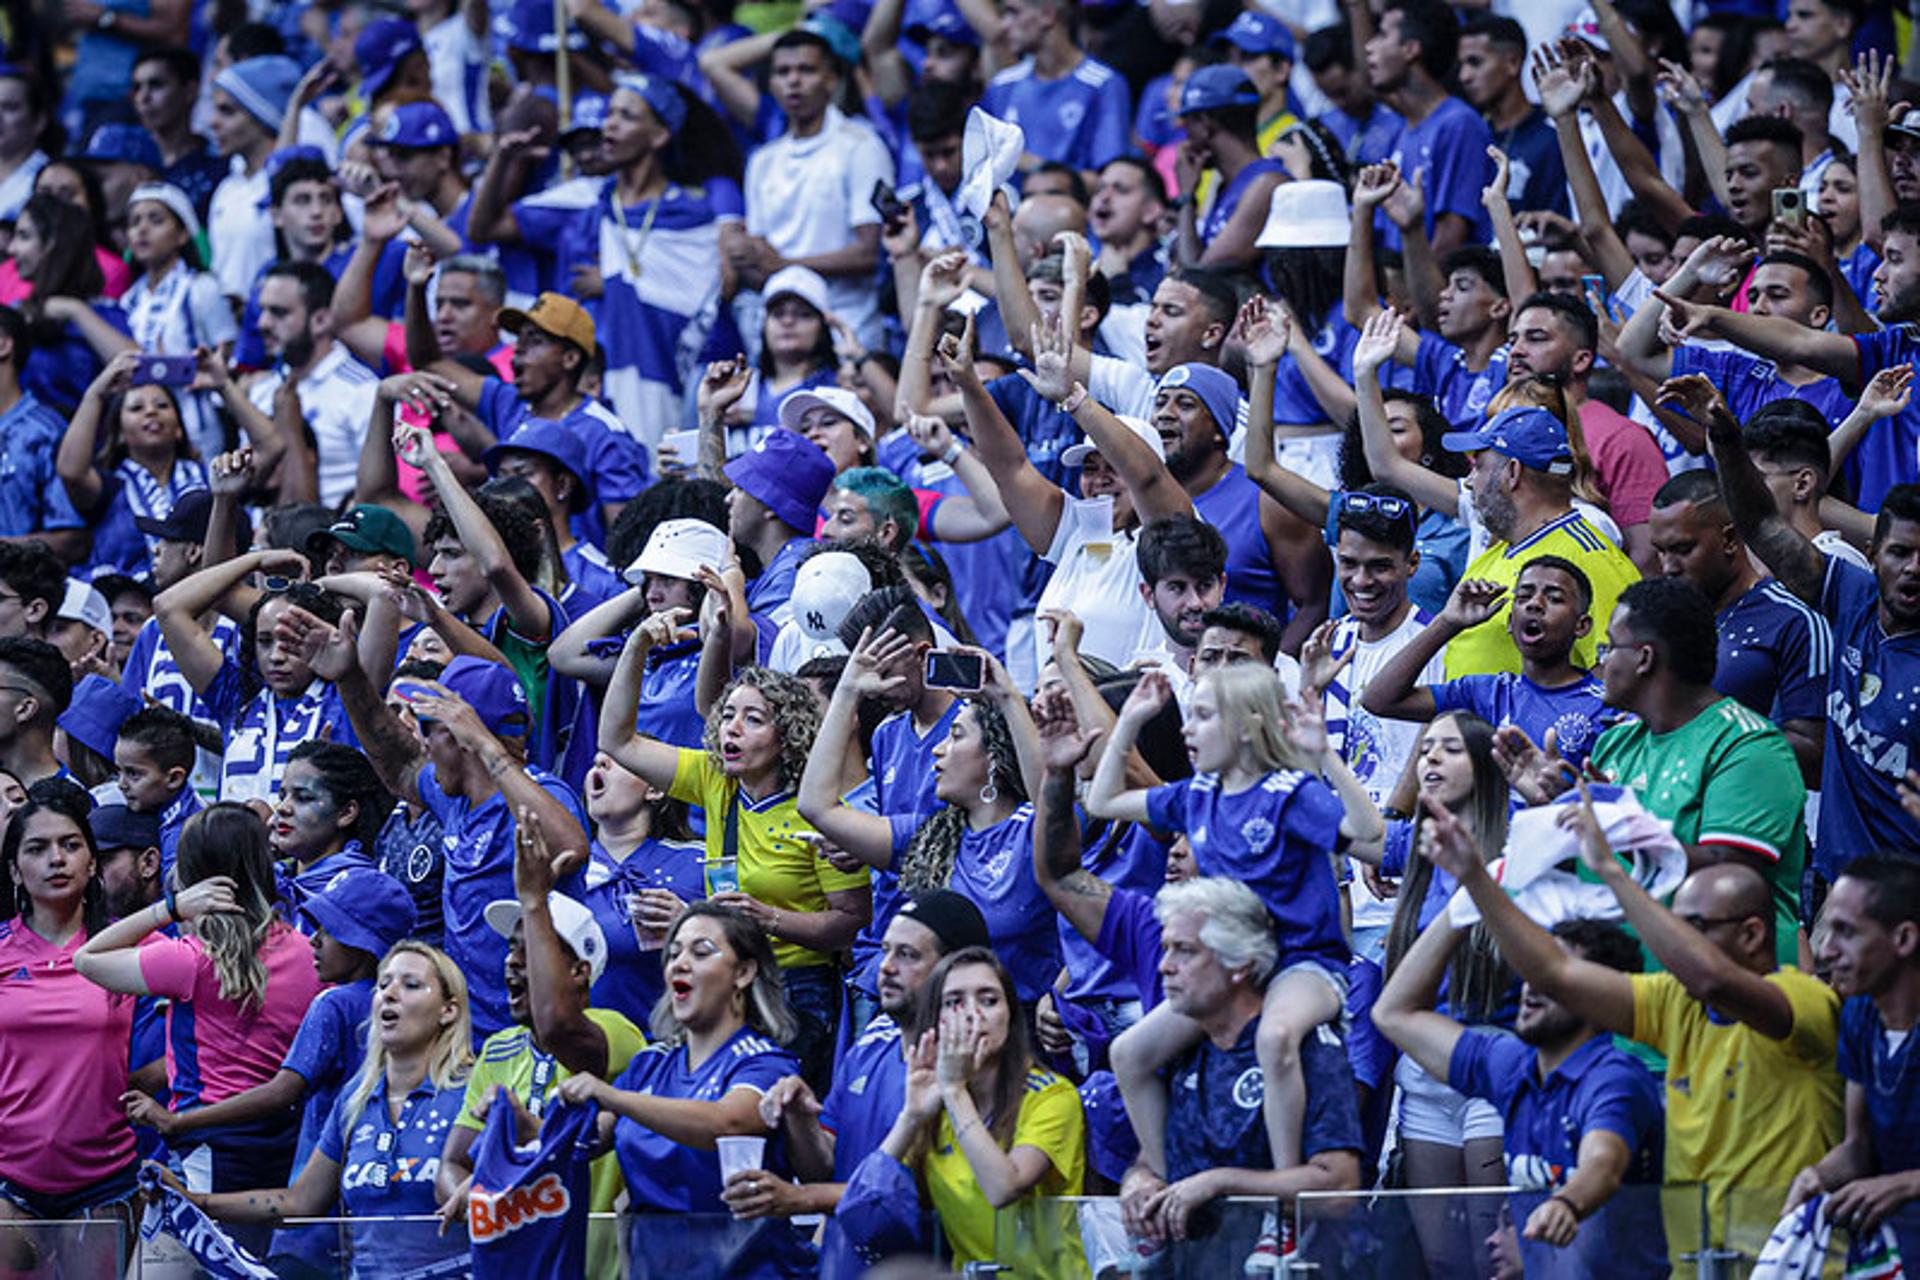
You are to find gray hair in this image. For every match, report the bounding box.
[438,254,508,305]
[1155,877,1278,984]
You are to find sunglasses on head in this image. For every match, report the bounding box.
[1339,491,1415,526]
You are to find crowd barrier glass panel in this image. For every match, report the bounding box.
[0,1217,129,1280]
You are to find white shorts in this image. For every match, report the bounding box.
[1394,1052,1505,1147]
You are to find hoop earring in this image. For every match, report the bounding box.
[979,782,998,805]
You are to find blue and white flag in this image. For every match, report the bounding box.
[137,1167,278,1280]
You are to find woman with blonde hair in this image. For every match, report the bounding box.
[150,942,476,1279]
[1486,374,1618,538]
[75,803,321,1252]
[1087,662,1383,1205]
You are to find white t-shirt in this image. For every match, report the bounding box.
[743,107,895,335]
[248,343,380,508]
[1036,495,1155,671]
[423,12,491,136]
[210,157,275,300]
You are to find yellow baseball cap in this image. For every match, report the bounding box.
[498,291,597,357]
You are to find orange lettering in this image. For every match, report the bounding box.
[468,1174,573,1242]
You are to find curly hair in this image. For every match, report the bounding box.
[899,698,1025,893]
[702,666,821,792]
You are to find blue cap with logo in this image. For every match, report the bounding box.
[1442,406,1575,475]
[378,102,457,150]
[301,868,418,958]
[1178,64,1261,116]
[1213,10,1295,59]
[58,674,144,763]
[1155,363,1243,447]
[564,92,609,138]
[356,18,425,101]
[397,655,531,736]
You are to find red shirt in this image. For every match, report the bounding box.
[1578,398,1668,532]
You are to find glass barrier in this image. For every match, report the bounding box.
[1718,1186,1920,1279]
[0,1217,131,1279]
[992,1196,1296,1280]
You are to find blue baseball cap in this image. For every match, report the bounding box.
[1154,363,1243,447]
[563,92,609,139]
[905,8,980,46]
[355,18,424,102]
[82,123,162,170]
[409,655,531,737]
[483,420,596,512]
[301,867,418,958]
[497,0,589,53]
[611,73,686,138]
[89,803,161,853]
[58,673,144,763]
[377,101,457,150]
[1213,10,1295,59]
[1442,406,1575,475]
[1178,64,1260,117]
[724,429,836,533]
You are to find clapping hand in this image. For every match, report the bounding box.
[1491,725,1576,805]
[1032,683,1102,773]
[1236,294,1291,368]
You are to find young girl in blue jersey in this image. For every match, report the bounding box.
[154,942,476,1280]
[1088,661,1384,1183]
[798,626,1056,1006]
[555,902,814,1276]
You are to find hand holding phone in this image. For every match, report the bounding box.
[924,649,984,693]
[132,354,199,388]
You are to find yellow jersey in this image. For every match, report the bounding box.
[925,1067,1086,1272]
[1443,511,1640,679]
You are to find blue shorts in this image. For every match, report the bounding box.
[0,1161,138,1219]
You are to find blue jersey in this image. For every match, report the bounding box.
[478,380,651,549]
[981,56,1131,173]
[1838,995,1920,1198]
[1431,671,1619,769]
[1145,770,1349,969]
[377,804,446,946]
[281,979,373,1180]
[1717,578,1832,724]
[201,663,357,808]
[1201,159,1285,246]
[1816,558,1920,877]
[278,843,381,925]
[869,701,961,820]
[1490,109,1570,216]
[822,1014,910,1180]
[1673,345,1858,457]
[1451,1029,1666,1278]
[1840,241,1881,305]
[887,806,1061,1002]
[1359,96,1494,252]
[316,1073,470,1280]
[1194,465,1283,613]
[0,391,83,541]
[637,639,706,750]
[417,761,588,1041]
[123,614,237,729]
[153,786,200,878]
[1270,312,1358,427]
[26,306,129,413]
[561,543,624,616]
[563,839,705,1028]
[1850,325,1920,510]
[470,1095,598,1280]
[611,1026,797,1212]
[1165,1018,1363,1183]
[1409,332,1509,427]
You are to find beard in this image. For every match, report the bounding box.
[1879,278,1920,326]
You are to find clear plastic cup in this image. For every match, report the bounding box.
[716,1135,765,1183]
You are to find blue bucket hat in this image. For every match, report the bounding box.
[612,72,686,138]
[724,429,836,533]
[483,420,596,512]
[1442,406,1575,475]
[301,867,418,958]
[1154,363,1243,448]
[399,655,531,736]
[82,124,162,170]
[213,55,302,132]
[58,673,144,763]
[355,18,424,102]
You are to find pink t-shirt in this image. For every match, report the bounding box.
[139,921,323,1108]
[380,320,517,503]
[0,921,137,1193]
[1579,398,1669,533]
[0,246,134,305]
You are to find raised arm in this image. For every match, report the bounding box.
[794,628,911,868]
[1584,78,1695,236]
[1537,50,1637,287]
[697,30,782,129]
[598,616,697,790]
[154,548,306,692]
[1362,579,1507,720]
[1658,374,1826,605]
[1658,289,1859,381]
[513,807,612,1075]
[1841,52,1899,254]
[1614,236,1758,383]
[550,585,650,687]
[1351,310,1459,514]
[400,422,551,639]
[945,321,1067,555]
[463,128,547,246]
[1483,148,1540,304]
[910,414,1012,543]
[56,353,141,514]
[1029,685,1115,945]
[1084,673,1171,826]
[1241,297,1334,527]
[282,607,428,806]
[1828,365,1915,473]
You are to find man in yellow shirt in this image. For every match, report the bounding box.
[1427,791,1843,1249]
[1439,406,1640,678]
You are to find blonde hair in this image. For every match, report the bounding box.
[1486,376,1607,512]
[1196,663,1310,775]
[339,943,474,1134]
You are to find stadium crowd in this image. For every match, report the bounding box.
[0,0,1916,1272]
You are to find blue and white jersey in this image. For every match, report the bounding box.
[1145,770,1349,968]
[470,1095,598,1280]
[1717,578,1832,725]
[316,1072,470,1280]
[560,839,705,1028]
[610,1027,797,1212]
[1322,607,1441,806]
[560,542,624,615]
[201,663,358,807]
[981,56,1131,174]
[1431,671,1621,770]
[123,614,237,730]
[1816,558,1920,877]
[868,700,961,820]
[86,459,209,581]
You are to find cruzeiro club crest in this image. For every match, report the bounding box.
[1241,817,1275,849]
[1232,1067,1264,1110]
[1862,671,1883,706]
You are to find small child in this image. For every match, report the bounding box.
[1362,555,1623,771]
[111,705,202,874]
[1087,663,1385,1186]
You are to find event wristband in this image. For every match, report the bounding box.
[1060,384,1089,415]
[941,439,964,465]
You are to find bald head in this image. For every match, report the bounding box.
[1673,863,1777,969]
[1013,194,1088,269]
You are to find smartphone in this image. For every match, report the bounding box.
[1580,274,1617,322]
[1771,186,1807,229]
[924,649,984,693]
[870,179,909,232]
[134,354,198,388]
[658,429,702,469]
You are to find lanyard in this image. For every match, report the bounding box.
[609,187,666,280]
[525,1053,558,1117]
[363,1088,420,1190]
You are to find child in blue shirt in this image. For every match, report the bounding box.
[109,705,202,874]
[1087,661,1384,1182]
[1362,554,1623,771]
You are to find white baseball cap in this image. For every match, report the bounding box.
[1061,415,1165,469]
[484,892,609,983]
[1255,179,1351,250]
[624,517,730,587]
[763,264,832,318]
[790,551,872,645]
[778,385,877,440]
[57,579,111,635]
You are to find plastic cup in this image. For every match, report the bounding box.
[716,1135,765,1182]
[707,857,740,896]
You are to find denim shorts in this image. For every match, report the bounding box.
[0,1161,138,1219]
